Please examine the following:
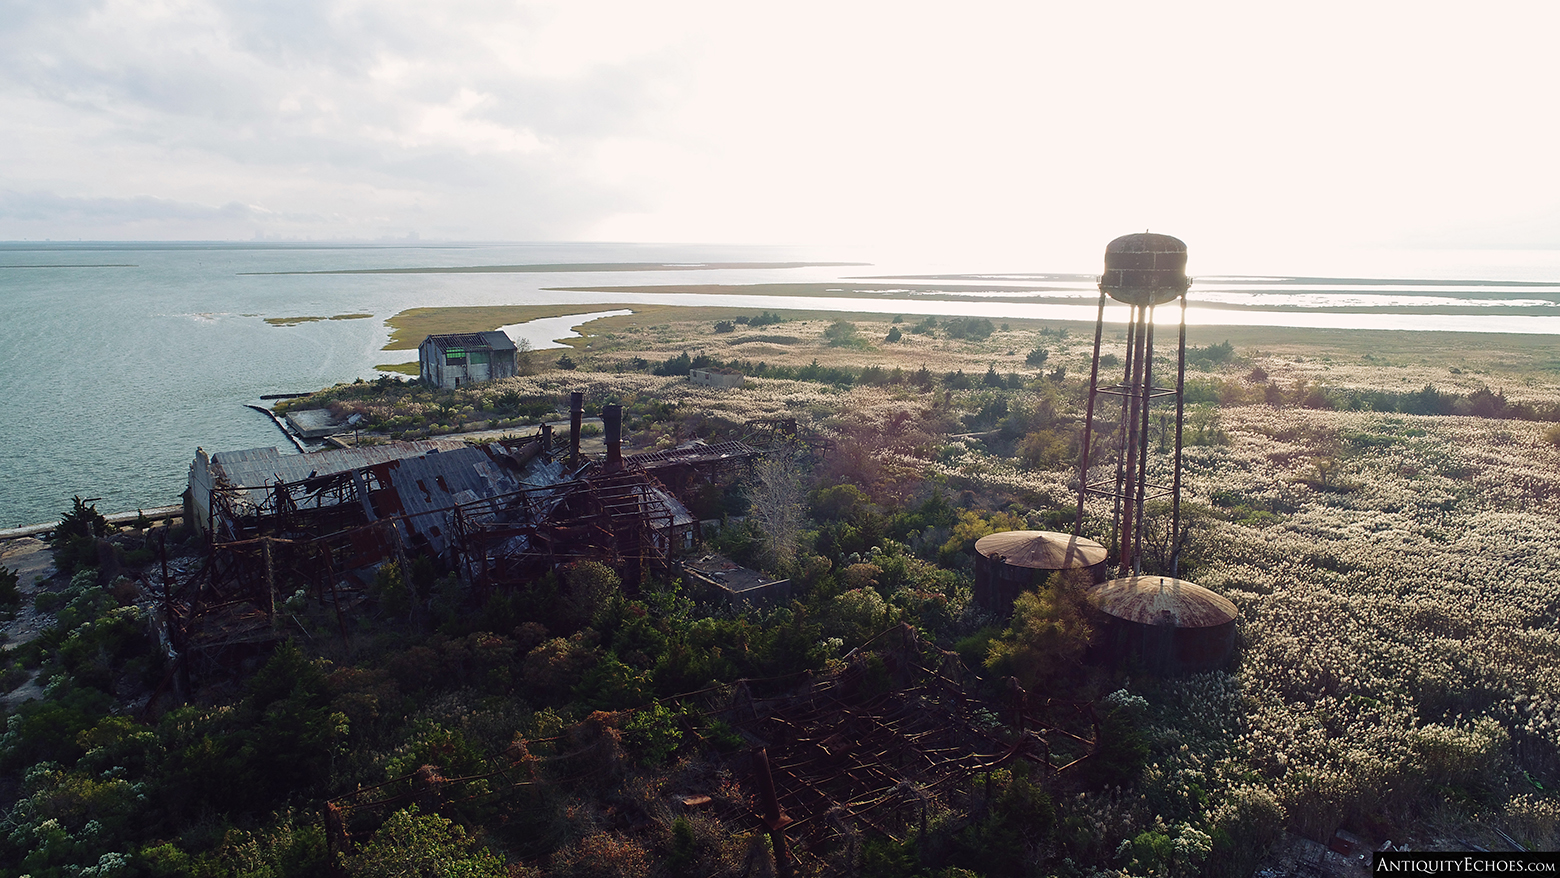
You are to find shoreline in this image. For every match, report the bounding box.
[0,505,184,542]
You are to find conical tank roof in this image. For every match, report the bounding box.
[1088,575,1237,628]
[974,531,1107,570]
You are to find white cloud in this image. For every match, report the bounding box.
[1,0,1559,257]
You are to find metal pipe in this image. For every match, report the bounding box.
[1171,292,1188,576]
[569,391,583,465]
[1074,288,1109,537]
[1118,307,1149,575]
[602,404,623,470]
[752,748,793,878]
[1110,308,1139,563]
[1133,305,1157,576]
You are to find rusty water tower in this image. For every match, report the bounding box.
[1074,232,1192,577]
[1085,575,1237,673]
[973,531,1108,615]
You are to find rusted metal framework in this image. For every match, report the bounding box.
[1075,232,1192,577]
[449,465,690,593]
[310,625,1102,877]
[706,626,1100,870]
[623,440,760,500]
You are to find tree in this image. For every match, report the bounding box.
[748,453,806,569]
[49,496,110,576]
[823,319,861,347]
[517,338,534,376]
[984,586,1093,689]
[344,805,505,877]
[0,565,18,609]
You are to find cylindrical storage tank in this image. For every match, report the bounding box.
[1086,575,1237,674]
[973,531,1108,615]
[1100,233,1189,306]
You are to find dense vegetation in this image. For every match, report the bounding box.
[5,311,1559,876]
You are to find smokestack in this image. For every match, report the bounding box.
[569,391,583,465]
[602,404,623,470]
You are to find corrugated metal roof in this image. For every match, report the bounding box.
[624,440,758,469]
[421,331,517,352]
[1088,576,1238,628]
[974,531,1107,570]
[211,440,469,488]
[373,445,529,554]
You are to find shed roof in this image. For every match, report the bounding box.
[974,531,1107,570]
[1087,576,1238,628]
[421,331,517,352]
[210,440,469,489]
[367,445,530,554]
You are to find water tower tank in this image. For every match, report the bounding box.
[1086,575,1237,674]
[974,531,1108,615]
[1100,233,1190,306]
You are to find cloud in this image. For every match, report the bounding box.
[1,0,1559,255]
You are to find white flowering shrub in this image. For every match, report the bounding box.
[936,398,1560,850]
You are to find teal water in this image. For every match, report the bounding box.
[2,241,1559,529]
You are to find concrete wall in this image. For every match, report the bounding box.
[690,368,743,389]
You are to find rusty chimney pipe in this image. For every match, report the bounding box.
[540,423,552,453]
[569,391,583,465]
[602,403,623,470]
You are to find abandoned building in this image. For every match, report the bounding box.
[418,331,519,388]
[689,366,744,389]
[682,553,791,607]
[167,404,763,689]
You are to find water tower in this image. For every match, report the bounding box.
[1073,233,1191,576]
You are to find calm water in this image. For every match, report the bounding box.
[2,241,1558,528]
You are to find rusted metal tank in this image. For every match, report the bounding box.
[973,530,1108,615]
[1086,575,1237,673]
[1100,232,1190,306]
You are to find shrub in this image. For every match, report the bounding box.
[49,496,109,577]
[823,319,865,348]
[943,316,994,340]
[0,565,18,609]
[345,805,504,877]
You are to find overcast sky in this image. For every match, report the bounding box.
[4,0,1559,268]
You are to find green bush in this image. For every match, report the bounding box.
[48,496,109,577]
[345,805,505,877]
[0,564,19,609]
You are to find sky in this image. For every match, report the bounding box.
[4,0,1560,270]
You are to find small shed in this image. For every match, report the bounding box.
[973,530,1108,615]
[683,554,791,608]
[1086,575,1238,674]
[419,332,519,389]
[690,367,744,389]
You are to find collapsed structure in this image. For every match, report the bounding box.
[166,395,761,688]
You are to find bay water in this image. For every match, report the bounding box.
[2,241,1558,529]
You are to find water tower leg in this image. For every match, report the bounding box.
[1132,305,1158,575]
[1171,292,1188,576]
[1074,289,1109,536]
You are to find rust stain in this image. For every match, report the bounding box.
[1088,575,1237,628]
[975,530,1107,570]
